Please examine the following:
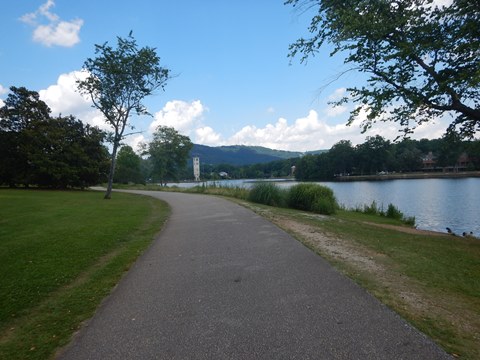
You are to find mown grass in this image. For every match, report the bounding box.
[319,215,480,358]
[241,203,480,359]
[322,212,479,298]
[0,189,169,360]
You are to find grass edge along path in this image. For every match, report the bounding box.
[0,189,169,360]
[113,184,479,358]
[236,201,480,360]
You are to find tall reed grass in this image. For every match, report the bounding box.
[286,183,338,215]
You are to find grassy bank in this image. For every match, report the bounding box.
[0,189,169,360]
[239,203,480,359]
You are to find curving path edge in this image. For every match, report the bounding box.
[58,190,451,359]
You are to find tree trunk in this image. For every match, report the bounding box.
[104,141,119,199]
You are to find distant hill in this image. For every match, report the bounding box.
[189,144,306,166]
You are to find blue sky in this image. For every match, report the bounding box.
[1,0,448,151]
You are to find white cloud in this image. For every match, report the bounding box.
[325,104,348,117]
[33,19,83,47]
[432,0,453,7]
[0,84,6,107]
[123,134,146,154]
[228,111,329,151]
[39,71,88,114]
[39,70,107,130]
[36,74,450,153]
[0,84,8,107]
[328,87,347,101]
[0,84,8,95]
[150,100,206,136]
[195,126,223,146]
[20,0,83,47]
[225,107,450,151]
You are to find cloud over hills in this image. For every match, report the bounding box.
[5,71,449,153]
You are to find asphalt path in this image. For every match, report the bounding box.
[58,190,451,359]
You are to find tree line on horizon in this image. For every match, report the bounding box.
[110,134,479,184]
[193,136,479,182]
[293,135,480,181]
[0,86,192,189]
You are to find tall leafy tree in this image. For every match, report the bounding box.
[77,32,171,199]
[355,135,393,174]
[114,145,144,184]
[287,0,480,137]
[0,87,108,188]
[144,126,193,186]
[393,139,423,172]
[0,87,51,187]
[329,140,355,175]
[28,115,109,188]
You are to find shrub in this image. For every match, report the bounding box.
[355,201,416,227]
[385,203,416,226]
[248,182,285,206]
[363,200,381,215]
[386,203,403,220]
[312,197,337,215]
[287,183,337,215]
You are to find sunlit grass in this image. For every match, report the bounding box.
[0,189,169,360]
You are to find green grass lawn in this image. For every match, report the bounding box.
[0,189,169,360]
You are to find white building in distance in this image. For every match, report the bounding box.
[193,156,200,181]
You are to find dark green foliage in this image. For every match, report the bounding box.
[329,140,355,175]
[189,135,478,182]
[77,32,171,199]
[28,115,109,188]
[248,182,285,206]
[0,86,52,187]
[353,201,416,226]
[362,201,381,216]
[144,126,193,185]
[287,183,338,215]
[386,203,403,220]
[355,136,394,175]
[287,0,480,138]
[295,136,480,181]
[295,153,332,180]
[0,87,108,188]
[114,145,144,184]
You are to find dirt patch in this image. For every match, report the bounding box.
[242,203,480,358]
[279,217,382,272]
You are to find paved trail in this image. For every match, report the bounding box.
[58,190,450,359]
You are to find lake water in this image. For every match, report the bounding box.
[169,178,480,237]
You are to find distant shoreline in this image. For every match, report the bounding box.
[334,171,480,182]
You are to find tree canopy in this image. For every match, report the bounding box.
[144,126,193,185]
[77,32,171,198]
[114,145,144,184]
[0,86,108,188]
[286,0,480,138]
[293,135,479,181]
